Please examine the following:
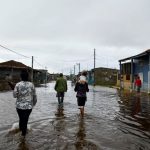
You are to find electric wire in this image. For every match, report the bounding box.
[34,58,46,69]
[0,44,48,71]
[0,44,31,59]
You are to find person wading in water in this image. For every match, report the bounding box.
[13,70,37,140]
[54,73,68,109]
[74,71,89,117]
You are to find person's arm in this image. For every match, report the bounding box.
[54,80,58,91]
[74,82,78,92]
[13,84,18,98]
[8,81,15,90]
[65,80,68,92]
[86,83,89,92]
[32,83,37,106]
[32,84,36,96]
[140,80,142,87]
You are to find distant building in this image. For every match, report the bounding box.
[118,49,150,93]
[87,67,118,86]
[0,60,30,90]
[0,60,48,90]
[34,69,48,85]
[48,73,60,81]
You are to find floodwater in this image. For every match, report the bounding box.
[0,81,150,150]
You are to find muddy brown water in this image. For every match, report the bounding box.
[0,81,150,150]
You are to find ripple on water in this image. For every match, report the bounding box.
[0,82,150,149]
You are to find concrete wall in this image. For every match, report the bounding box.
[88,68,118,86]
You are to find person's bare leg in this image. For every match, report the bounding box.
[80,107,84,117]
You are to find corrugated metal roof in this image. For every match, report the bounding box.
[0,60,28,68]
[119,49,150,62]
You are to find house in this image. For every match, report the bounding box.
[48,73,60,81]
[0,60,48,90]
[0,60,31,90]
[118,49,150,92]
[87,67,118,86]
[0,60,31,82]
[34,69,48,85]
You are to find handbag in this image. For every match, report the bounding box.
[33,94,37,106]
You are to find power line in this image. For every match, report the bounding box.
[0,44,48,72]
[34,58,46,69]
[0,44,31,59]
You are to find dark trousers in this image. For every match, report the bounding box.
[16,108,32,136]
[58,96,64,104]
[57,92,64,107]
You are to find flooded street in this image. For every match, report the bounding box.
[0,81,150,150]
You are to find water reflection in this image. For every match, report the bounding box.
[53,106,67,149]
[131,96,141,116]
[55,105,65,117]
[18,140,29,150]
[117,90,150,138]
[75,118,86,149]
[1,83,150,149]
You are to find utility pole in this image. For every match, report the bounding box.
[70,69,72,75]
[74,65,76,76]
[94,49,96,86]
[76,63,80,74]
[31,56,34,82]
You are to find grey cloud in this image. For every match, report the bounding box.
[0,0,150,73]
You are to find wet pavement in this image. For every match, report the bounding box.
[0,81,150,150]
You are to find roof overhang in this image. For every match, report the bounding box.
[119,49,150,62]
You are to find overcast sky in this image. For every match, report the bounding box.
[0,0,150,74]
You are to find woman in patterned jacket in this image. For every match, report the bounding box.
[13,70,37,139]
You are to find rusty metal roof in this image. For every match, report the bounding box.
[0,60,28,68]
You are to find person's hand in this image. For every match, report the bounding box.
[8,81,15,90]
